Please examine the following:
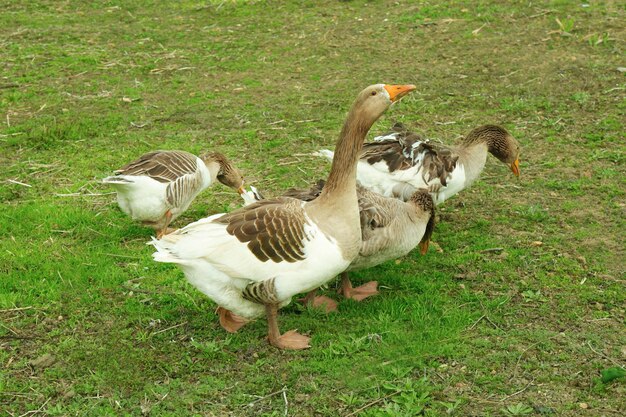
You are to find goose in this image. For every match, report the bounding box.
[150,84,416,350]
[244,180,435,306]
[317,123,520,204]
[103,150,245,237]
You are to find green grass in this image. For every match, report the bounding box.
[1,1,625,416]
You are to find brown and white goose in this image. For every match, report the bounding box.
[247,180,435,305]
[103,150,245,237]
[150,84,416,350]
[317,123,520,204]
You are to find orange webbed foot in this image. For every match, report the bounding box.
[216,307,250,333]
[341,280,379,301]
[270,330,311,350]
[309,295,338,313]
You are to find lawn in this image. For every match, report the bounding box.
[1,1,624,416]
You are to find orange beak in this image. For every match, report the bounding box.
[510,158,520,177]
[384,84,416,102]
[418,240,429,255]
[237,185,246,194]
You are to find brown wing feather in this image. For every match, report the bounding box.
[361,124,426,172]
[416,142,459,186]
[365,125,460,187]
[166,173,204,206]
[282,179,325,202]
[356,187,394,234]
[216,198,309,263]
[115,151,199,183]
[361,141,413,172]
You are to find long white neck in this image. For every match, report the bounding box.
[203,160,221,185]
[457,142,489,187]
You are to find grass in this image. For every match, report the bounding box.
[1,0,625,415]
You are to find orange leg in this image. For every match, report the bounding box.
[266,303,310,350]
[338,272,379,301]
[156,210,173,239]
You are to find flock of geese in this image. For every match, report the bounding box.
[103,84,521,350]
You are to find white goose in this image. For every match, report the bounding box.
[318,123,520,204]
[150,84,416,350]
[103,150,245,237]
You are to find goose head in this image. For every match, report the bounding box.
[201,152,246,194]
[350,84,416,127]
[466,125,520,177]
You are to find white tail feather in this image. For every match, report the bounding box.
[149,236,189,264]
[147,213,230,263]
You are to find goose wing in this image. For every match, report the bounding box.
[356,187,397,243]
[360,124,461,199]
[215,197,310,263]
[281,180,325,202]
[115,150,199,183]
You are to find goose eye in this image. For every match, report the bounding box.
[371,91,377,96]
